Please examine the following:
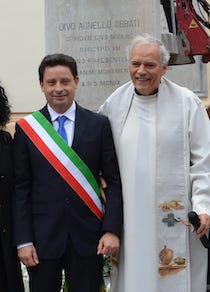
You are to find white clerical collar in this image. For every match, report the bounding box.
[47,101,76,123]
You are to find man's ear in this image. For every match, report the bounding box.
[40,81,44,92]
[75,76,79,87]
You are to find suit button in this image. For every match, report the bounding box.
[65,198,70,205]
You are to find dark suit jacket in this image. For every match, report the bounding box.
[13,104,123,259]
[0,130,24,291]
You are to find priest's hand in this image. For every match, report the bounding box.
[18,244,39,267]
[97,232,120,256]
[99,176,107,203]
[196,213,210,238]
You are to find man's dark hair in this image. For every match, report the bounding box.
[0,85,11,127]
[38,53,78,82]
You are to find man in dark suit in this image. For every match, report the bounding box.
[13,53,123,292]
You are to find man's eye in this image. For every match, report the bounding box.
[146,64,155,68]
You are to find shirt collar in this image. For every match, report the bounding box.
[47,101,76,123]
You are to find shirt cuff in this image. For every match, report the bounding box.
[17,242,33,249]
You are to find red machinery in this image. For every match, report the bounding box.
[174,0,210,63]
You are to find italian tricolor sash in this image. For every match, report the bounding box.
[17,111,104,221]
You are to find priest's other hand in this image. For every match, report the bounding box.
[196,213,210,238]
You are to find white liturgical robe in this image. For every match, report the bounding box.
[118,92,157,291]
[99,77,210,292]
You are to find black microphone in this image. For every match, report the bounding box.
[188,211,210,248]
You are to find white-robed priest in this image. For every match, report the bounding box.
[99,33,210,292]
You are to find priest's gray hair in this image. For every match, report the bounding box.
[126,33,170,65]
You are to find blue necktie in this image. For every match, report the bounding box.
[57,115,68,143]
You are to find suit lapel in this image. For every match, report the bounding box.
[40,105,52,123]
[72,104,87,151]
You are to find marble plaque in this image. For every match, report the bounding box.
[45,0,157,110]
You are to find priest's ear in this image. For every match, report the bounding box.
[161,63,168,77]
